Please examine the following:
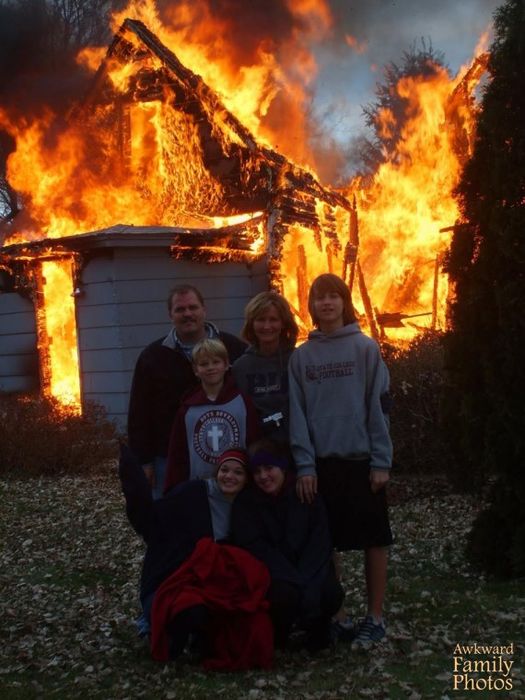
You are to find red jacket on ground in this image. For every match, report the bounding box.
[150,537,273,670]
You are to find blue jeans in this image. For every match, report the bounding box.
[135,592,155,637]
[152,456,167,500]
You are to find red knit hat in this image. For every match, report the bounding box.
[217,448,248,469]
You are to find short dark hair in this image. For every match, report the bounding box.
[308,273,357,327]
[241,291,298,349]
[167,284,205,312]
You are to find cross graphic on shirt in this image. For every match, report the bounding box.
[207,424,223,451]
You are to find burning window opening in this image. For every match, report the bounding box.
[37,257,81,411]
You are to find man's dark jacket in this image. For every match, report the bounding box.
[127,330,246,464]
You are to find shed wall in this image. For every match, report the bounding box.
[0,293,39,393]
[76,247,268,430]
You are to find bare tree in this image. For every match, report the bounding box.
[46,0,114,54]
[0,0,116,231]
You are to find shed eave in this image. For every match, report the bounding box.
[0,216,267,259]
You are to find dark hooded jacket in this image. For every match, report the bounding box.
[119,444,215,605]
[231,479,335,622]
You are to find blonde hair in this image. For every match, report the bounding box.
[191,338,229,365]
[241,291,298,349]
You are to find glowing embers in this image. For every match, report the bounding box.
[37,258,81,411]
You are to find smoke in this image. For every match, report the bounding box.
[0,1,115,118]
[161,0,298,64]
[0,0,502,182]
[153,0,331,66]
[328,0,501,63]
[0,0,502,116]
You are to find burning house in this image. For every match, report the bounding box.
[0,19,354,428]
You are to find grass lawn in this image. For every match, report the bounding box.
[1,471,524,699]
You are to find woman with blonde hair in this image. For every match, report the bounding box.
[233,290,298,445]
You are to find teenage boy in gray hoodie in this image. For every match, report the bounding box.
[289,273,393,648]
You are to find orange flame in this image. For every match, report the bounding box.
[345,61,485,341]
[39,259,81,408]
[0,1,490,406]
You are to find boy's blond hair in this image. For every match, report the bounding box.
[191,338,229,365]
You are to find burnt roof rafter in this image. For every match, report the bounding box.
[77,18,351,213]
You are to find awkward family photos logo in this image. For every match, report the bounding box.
[453,642,515,692]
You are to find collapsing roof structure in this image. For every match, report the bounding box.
[73,18,354,289]
[0,18,357,419]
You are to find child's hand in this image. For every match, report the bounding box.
[370,468,389,493]
[296,475,317,504]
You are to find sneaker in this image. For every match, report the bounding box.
[351,616,386,649]
[330,615,356,644]
[134,612,150,639]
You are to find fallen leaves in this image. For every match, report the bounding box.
[0,471,523,699]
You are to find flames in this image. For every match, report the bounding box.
[108,0,332,167]
[346,53,489,341]
[0,0,490,407]
[38,258,81,408]
[350,68,464,340]
[279,57,488,342]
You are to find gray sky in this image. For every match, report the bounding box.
[311,0,503,143]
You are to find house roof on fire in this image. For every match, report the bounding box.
[79,18,350,217]
[0,219,265,262]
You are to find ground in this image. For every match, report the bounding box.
[1,471,524,699]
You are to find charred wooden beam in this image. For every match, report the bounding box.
[116,98,131,177]
[170,231,257,251]
[297,244,309,323]
[313,225,322,252]
[376,311,432,328]
[326,242,334,273]
[322,226,342,251]
[278,198,317,214]
[278,204,318,222]
[279,210,319,228]
[169,217,265,252]
[357,260,380,342]
[281,170,351,211]
[343,201,359,292]
[267,256,283,291]
[170,247,258,264]
[277,193,317,210]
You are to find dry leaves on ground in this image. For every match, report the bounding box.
[1,470,524,699]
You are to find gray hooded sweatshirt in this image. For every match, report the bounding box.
[288,322,392,477]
